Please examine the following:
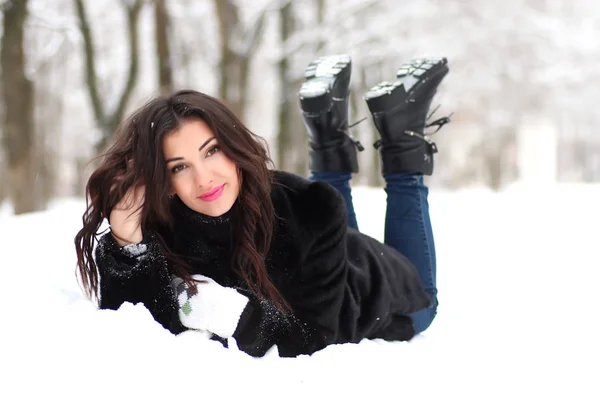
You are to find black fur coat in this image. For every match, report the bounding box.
[95,170,431,357]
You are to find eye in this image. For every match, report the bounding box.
[206,145,220,157]
[171,164,186,174]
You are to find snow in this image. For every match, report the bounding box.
[1,184,599,399]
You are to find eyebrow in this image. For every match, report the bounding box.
[165,137,216,164]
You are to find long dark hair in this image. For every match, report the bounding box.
[74,89,290,312]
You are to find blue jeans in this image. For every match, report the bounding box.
[310,171,437,335]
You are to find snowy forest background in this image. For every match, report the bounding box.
[1,0,599,215]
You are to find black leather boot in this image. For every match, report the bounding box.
[365,57,450,176]
[299,54,364,173]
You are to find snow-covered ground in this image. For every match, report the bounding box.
[1,183,599,400]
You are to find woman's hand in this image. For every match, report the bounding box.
[109,171,145,246]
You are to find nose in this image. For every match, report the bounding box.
[192,164,213,189]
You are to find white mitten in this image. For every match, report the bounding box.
[171,274,249,338]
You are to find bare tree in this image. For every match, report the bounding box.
[1,0,44,214]
[0,165,5,203]
[276,0,330,175]
[154,0,173,94]
[276,1,302,172]
[74,0,144,154]
[213,0,266,119]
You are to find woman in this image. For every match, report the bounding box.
[75,55,450,358]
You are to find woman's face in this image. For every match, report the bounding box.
[163,119,240,217]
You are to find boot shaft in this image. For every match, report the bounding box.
[302,95,350,148]
[299,54,361,173]
[302,94,359,172]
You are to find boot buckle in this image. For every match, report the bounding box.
[353,139,365,152]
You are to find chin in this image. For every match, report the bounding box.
[202,200,235,217]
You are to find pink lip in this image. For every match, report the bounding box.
[198,184,225,202]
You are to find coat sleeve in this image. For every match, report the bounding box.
[94,232,185,334]
[231,180,360,357]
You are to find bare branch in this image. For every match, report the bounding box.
[111,0,143,127]
[73,0,105,127]
[74,0,144,153]
[240,9,266,56]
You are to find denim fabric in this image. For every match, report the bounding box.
[310,171,437,335]
[383,173,437,334]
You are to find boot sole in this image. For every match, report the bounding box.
[303,54,351,83]
[396,57,448,96]
[365,57,448,114]
[299,54,351,113]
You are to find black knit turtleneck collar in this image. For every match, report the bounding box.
[170,196,239,249]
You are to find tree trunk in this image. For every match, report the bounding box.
[32,56,62,203]
[214,0,241,115]
[359,67,383,186]
[277,0,323,174]
[154,0,173,95]
[1,0,43,214]
[214,0,265,120]
[0,168,5,203]
[315,0,326,52]
[276,2,295,171]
